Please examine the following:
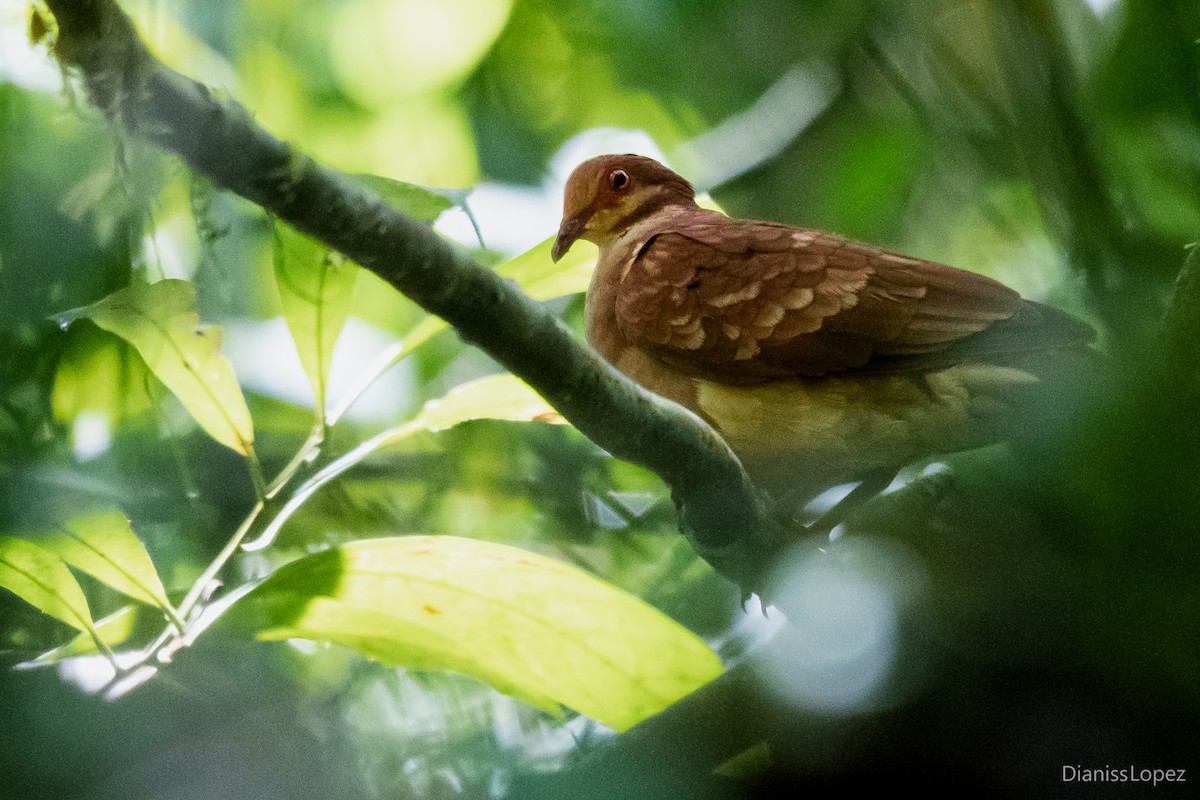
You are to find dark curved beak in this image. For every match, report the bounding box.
[551,212,589,262]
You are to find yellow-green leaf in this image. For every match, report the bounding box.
[355,174,455,222]
[31,607,140,664]
[42,511,172,614]
[0,537,94,633]
[29,4,52,45]
[388,314,448,364]
[411,373,563,431]
[495,234,596,301]
[56,279,255,455]
[242,375,562,553]
[377,234,598,366]
[52,325,153,424]
[241,536,721,731]
[274,223,359,415]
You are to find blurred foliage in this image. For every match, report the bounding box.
[1,0,1199,798]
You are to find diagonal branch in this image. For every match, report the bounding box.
[42,0,785,592]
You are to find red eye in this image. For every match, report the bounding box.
[609,169,630,190]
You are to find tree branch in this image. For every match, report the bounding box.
[42,0,785,592]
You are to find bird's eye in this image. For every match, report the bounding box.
[609,169,631,191]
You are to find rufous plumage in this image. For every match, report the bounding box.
[552,154,1094,529]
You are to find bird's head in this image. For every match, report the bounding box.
[551,154,696,262]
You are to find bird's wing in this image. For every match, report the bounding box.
[614,218,1088,380]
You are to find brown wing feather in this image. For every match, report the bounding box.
[614,217,1083,381]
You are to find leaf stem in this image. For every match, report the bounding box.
[175,499,264,626]
[266,422,325,499]
[327,339,409,426]
[82,618,120,672]
[160,602,187,634]
[241,421,418,552]
[246,451,268,502]
[150,378,202,505]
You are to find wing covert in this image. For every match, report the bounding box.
[613,219,1025,380]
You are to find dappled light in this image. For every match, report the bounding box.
[2,0,1198,798]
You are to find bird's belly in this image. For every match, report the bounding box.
[692,364,1038,501]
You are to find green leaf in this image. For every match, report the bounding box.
[241,536,721,731]
[31,607,140,664]
[242,375,562,553]
[41,510,173,615]
[331,227,606,423]
[370,234,598,370]
[274,223,359,415]
[355,174,455,222]
[495,234,596,301]
[410,373,562,431]
[0,537,94,633]
[56,279,255,455]
[389,314,448,364]
[293,178,477,419]
[51,325,154,424]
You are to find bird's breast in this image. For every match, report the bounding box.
[692,363,1037,500]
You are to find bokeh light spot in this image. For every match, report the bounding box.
[332,0,514,106]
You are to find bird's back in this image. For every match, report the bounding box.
[560,152,1096,510]
[584,218,1096,505]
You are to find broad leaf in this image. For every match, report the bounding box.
[274,223,359,415]
[367,234,598,370]
[243,375,562,553]
[411,373,562,431]
[31,607,140,665]
[387,314,447,365]
[52,325,153,424]
[355,174,455,222]
[0,537,94,633]
[293,178,463,421]
[42,511,172,614]
[56,280,255,455]
[496,234,596,301]
[241,536,721,732]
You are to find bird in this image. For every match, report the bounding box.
[551,153,1096,532]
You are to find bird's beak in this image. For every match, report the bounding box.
[551,211,589,262]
